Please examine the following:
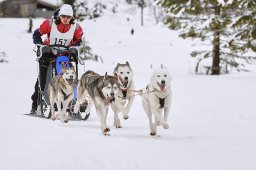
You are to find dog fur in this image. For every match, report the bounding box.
[48,63,76,123]
[74,70,119,135]
[111,62,135,128]
[141,67,172,136]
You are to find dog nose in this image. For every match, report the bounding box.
[111,93,115,97]
[161,80,165,84]
[124,77,128,80]
[70,75,73,79]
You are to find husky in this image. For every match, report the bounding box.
[141,67,172,136]
[74,70,119,135]
[111,62,135,128]
[48,63,77,123]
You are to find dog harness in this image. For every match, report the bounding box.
[122,90,127,98]
[61,89,72,101]
[146,85,166,109]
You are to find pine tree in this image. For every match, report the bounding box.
[230,0,256,54]
[162,0,255,75]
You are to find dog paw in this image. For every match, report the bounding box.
[114,121,122,128]
[150,132,156,136]
[64,119,69,123]
[163,123,169,129]
[103,128,110,136]
[156,121,161,126]
[123,114,129,120]
[51,116,56,121]
[115,125,122,128]
[104,133,110,136]
[104,128,110,132]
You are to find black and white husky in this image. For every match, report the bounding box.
[48,63,77,123]
[111,62,135,128]
[141,67,172,136]
[74,70,119,135]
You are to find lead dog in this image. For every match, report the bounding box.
[141,67,172,136]
[111,62,135,128]
[48,63,76,123]
[74,70,119,135]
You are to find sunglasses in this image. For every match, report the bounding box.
[60,15,72,19]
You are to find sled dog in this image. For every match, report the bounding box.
[74,70,119,135]
[111,62,135,128]
[141,67,172,136]
[48,63,77,123]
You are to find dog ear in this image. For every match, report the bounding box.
[126,61,130,67]
[103,72,108,81]
[114,73,118,80]
[69,63,75,70]
[160,64,166,69]
[61,62,67,72]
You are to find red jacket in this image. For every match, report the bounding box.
[38,19,84,46]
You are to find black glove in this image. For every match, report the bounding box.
[68,47,78,62]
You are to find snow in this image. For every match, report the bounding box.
[0,5,256,170]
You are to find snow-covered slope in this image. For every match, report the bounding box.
[0,4,256,170]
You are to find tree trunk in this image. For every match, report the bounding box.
[211,6,221,75]
[141,6,144,26]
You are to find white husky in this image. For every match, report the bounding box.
[141,67,172,136]
[111,62,135,128]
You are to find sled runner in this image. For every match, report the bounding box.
[25,44,90,120]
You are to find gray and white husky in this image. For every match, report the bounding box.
[141,67,172,136]
[74,70,119,135]
[48,63,77,123]
[111,62,135,128]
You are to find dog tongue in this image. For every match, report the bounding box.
[104,97,115,105]
[120,77,128,87]
[159,84,165,91]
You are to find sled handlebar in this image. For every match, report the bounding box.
[33,44,85,65]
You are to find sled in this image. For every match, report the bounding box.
[26,44,90,121]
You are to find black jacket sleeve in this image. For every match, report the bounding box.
[32,29,43,44]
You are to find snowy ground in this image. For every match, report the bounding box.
[0,11,256,170]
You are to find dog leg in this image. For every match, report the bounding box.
[156,110,163,126]
[114,112,122,128]
[153,109,169,129]
[57,101,65,123]
[49,95,56,121]
[102,108,110,135]
[164,107,170,122]
[51,105,56,121]
[84,99,92,115]
[142,99,156,136]
[122,95,135,120]
[62,100,70,123]
[96,107,110,136]
[149,113,157,136]
[74,85,87,113]
[74,94,85,114]
[111,104,122,128]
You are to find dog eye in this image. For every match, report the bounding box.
[127,72,130,74]
[157,75,160,77]
[120,72,123,74]
[164,75,167,77]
